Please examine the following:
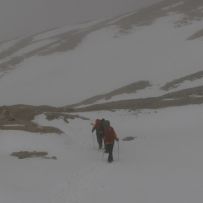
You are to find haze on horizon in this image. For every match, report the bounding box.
[0,0,162,41]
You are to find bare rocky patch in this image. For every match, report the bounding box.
[0,105,85,134]
[11,151,57,160]
[44,112,89,123]
[122,136,137,141]
[188,28,203,40]
[161,70,203,91]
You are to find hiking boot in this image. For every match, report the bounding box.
[108,156,113,163]
[108,159,113,163]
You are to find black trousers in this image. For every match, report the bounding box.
[105,143,114,162]
[96,132,103,149]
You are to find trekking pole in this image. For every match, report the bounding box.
[117,141,120,161]
[92,132,96,149]
[102,148,105,160]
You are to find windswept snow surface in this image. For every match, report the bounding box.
[76,72,203,107]
[0,105,203,203]
[0,14,203,106]
[33,19,106,41]
[78,77,203,107]
[0,39,19,52]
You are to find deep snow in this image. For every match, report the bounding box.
[0,14,203,106]
[0,3,203,203]
[0,105,203,203]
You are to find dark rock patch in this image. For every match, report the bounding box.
[122,136,137,141]
[11,151,57,160]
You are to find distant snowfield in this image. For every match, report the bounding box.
[0,14,203,106]
[0,38,19,52]
[0,105,203,203]
[78,77,203,107]
[13,39,55,57]
[33,18,106,41]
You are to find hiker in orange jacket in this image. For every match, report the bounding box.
[103,120,119,163]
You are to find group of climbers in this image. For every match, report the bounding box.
[92,118,119,163]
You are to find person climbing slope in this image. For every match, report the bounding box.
[103,120,119,163]
[92,118,105,150]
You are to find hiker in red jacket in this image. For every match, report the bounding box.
[103,120,119,163]
[92,119,105,149]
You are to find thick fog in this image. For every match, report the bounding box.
[0,0,161,41]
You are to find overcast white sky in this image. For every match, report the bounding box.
[0,0,161,41]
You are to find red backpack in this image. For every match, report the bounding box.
[95,119,101,129]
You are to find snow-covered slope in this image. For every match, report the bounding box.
[0,0,203,106]
[73,70,203,108]
[1,1,203,202]
[1,105,203,203]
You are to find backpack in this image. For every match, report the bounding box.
[95,119,101,128]
[94,119,103,134]
[104,120,110,128]
[96,118,110,134]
